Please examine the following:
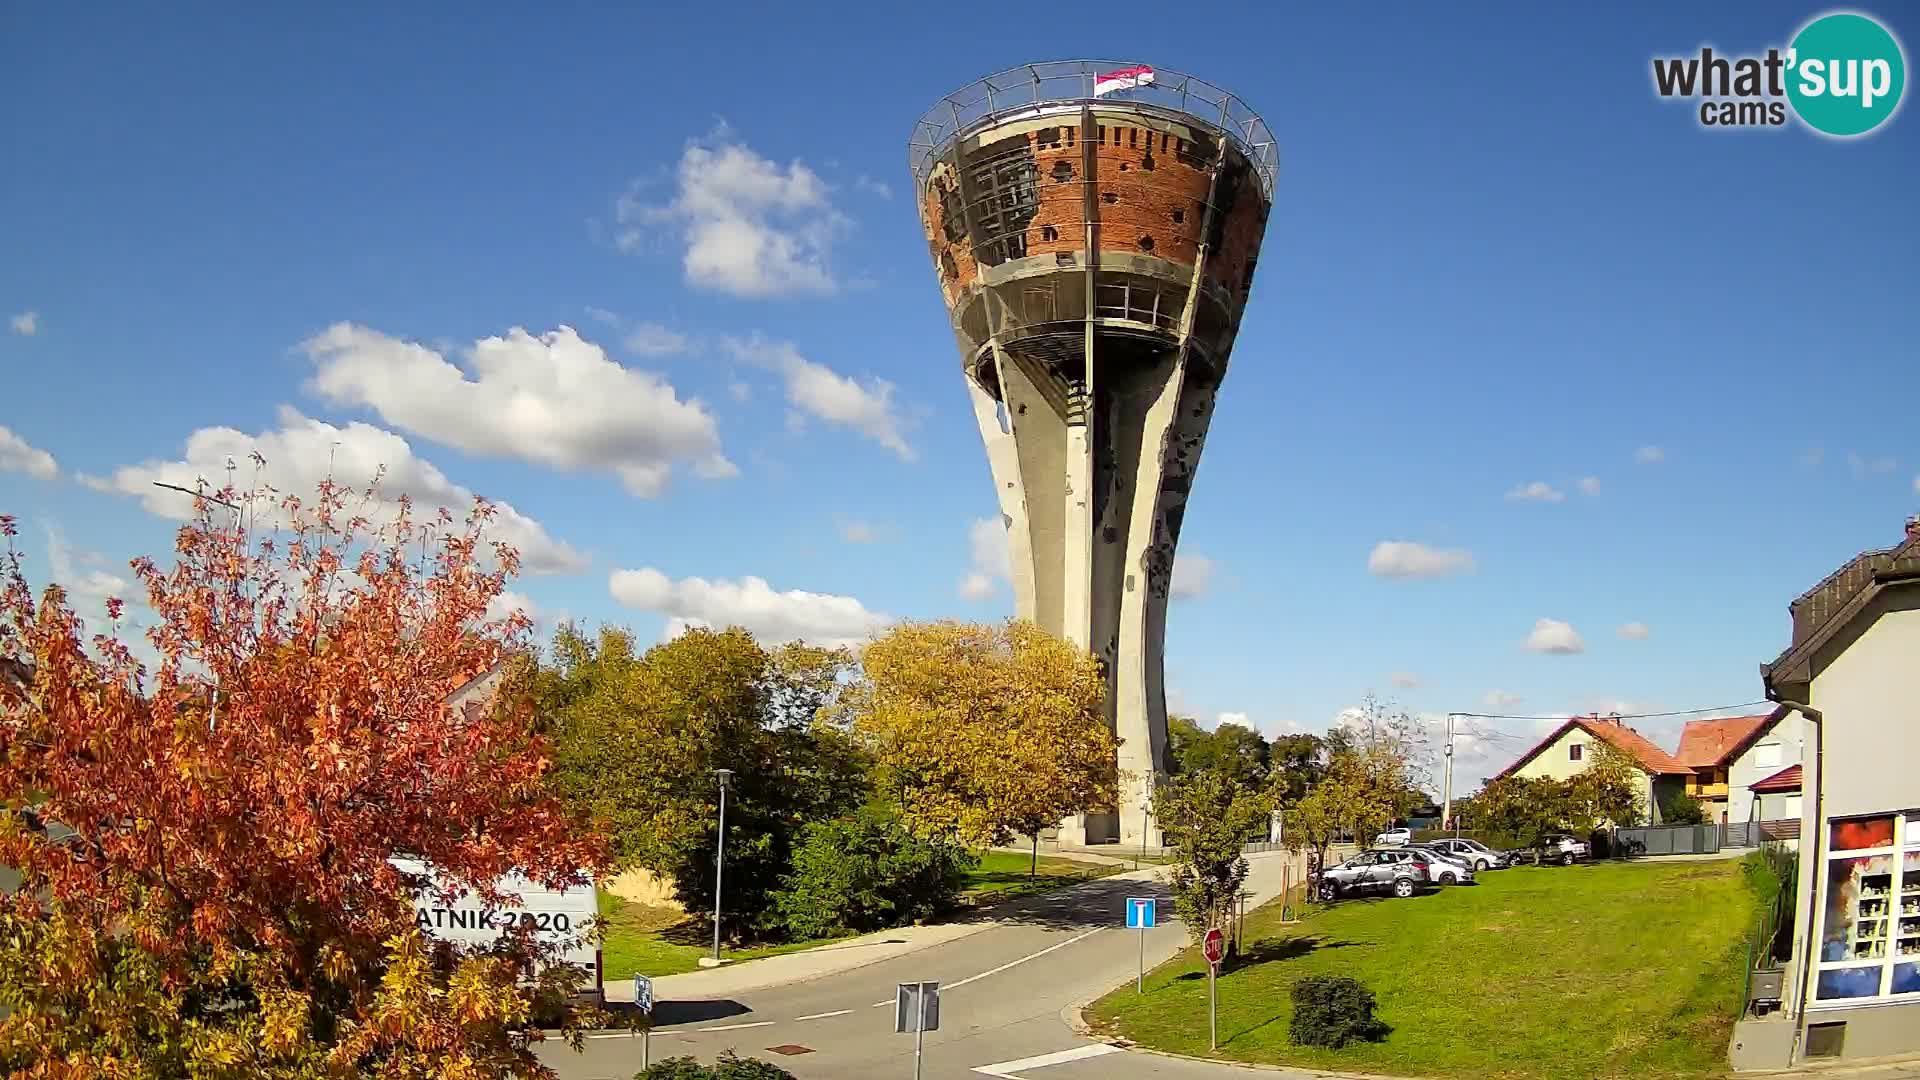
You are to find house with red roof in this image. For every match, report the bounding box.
[1488,712,1694,824]
[1674,711,1785,828]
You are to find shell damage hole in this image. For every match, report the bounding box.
[1051,161,1074,183]
[1171,208,1185,224]
[1041,224,1059,241]
[1137,235,1154,252]
[1101,192,1118,205]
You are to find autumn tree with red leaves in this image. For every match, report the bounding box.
[0,478,612,1079]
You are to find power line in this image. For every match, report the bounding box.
[1450,700,1771,723]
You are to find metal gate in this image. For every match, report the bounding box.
[1613,824,1722,856]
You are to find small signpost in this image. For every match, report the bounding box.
[1125,896,1156,992]
[895,980,940,1080]
[1203,927,1226,1051]
[631,974,654,1068]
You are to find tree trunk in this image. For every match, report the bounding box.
[1030,835,1038,878]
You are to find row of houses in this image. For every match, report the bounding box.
[1491,706,1806,838]
[1488,514,1920,1069]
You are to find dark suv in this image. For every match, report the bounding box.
[1318,849,1432,900]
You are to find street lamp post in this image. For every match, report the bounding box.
[711,769,733,964]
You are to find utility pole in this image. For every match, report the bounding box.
[711,769,733,964]
[1441,713,1457,836]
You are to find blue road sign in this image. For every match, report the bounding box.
[632,974,654,1013]
[1125,896,1156,929]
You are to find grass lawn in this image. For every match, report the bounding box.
[596,890,844,980]
[1088,859,1760,1080]
[960,850,1123,905]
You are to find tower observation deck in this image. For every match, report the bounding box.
[910,61,1275,845]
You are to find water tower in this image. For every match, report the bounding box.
[910,61,1276,845]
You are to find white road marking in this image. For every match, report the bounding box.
[793,1009,853,1021]
[867,927,1103,1006]
[971,1043,1123,1077]
[944,928,1101,990]
[695,1020,776,1033]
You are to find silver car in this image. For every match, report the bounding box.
[1424,837,1507,873]
[1404,844,1475,885]
[1318,848,1433,900]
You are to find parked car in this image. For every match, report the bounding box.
[1373,827,1413,847]
[1544,834,1591,865]
[1319,848,1431,900]
[1404,844,1475,884]
[1424,837,1507,872]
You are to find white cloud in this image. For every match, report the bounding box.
[81,407,588,575]
[608,567,889,649]
[1524,618,1586,655]
[41,522,129,606]
[853,175,893,200]
[958,516,1010,599]
[584,306,622,326]
[1389,671,1421,689]
[1506,481,1564,503]
[1634,446,1665,464]
[727,379,752,403]
[838,519,879,544]
[1617,621,1651,640]
[303,322,734,497]
[9,311,37,336]
[1483,689,1523,709]
[1577,476,1601,496]
[623,322,691,357]
[0,425,58,479]
[1170,553,1215,600]
[1367,541,1475,579]
[617,127,846,298]
[723,335,914,461]
[1848,452,1898,478]
[485,590,542,624]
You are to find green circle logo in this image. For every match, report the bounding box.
[1787,12,1906,136]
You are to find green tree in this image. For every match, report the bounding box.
[1660,789,1710,825]
[1563,742,1645,831]
[1465,774,1569,854]
[1267,733,1328,807]
[772,808,976,939]
[542,626,867,939]
[1167,715,1270,787]
[1153,770,1271,946]
[835,620,1118,851]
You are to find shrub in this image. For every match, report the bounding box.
[637,1052,798,1079]
[1289,974,1388,1048]
[1659,790,1710,825]
[772,807,976,939]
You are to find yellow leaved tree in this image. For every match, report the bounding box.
[834,619,1118,857]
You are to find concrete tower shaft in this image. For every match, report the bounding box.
[911,62,1275,846]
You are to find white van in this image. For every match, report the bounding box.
[392,857,603,1001]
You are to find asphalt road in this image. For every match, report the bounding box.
[536,866,1301,1080]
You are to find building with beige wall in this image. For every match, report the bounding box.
[1732,516,1920,1069]
[1489,713,1693,824]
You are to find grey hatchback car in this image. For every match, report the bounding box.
[1318,848,1432,900]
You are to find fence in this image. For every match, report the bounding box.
[1613,824,1722,856]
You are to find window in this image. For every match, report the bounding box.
[1756,742,1783,769]
[1812,812,1920,1005]
[1569,743,1584,762]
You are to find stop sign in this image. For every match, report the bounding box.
[1202,927,1225,966]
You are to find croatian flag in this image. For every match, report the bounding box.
[1094,65,1155,97]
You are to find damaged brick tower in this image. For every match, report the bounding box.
[910,62,1275,846]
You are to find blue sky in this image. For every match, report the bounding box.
[3,4,1916,789]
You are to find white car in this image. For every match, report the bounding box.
[1405,845,1475,885]
[1425,837,1507,872]
[1374,827,1413,847]
[1545,835,1591,866]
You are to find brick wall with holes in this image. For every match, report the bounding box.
[919,167,977,307]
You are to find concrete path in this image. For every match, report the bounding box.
[540,853,1306,1079]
